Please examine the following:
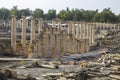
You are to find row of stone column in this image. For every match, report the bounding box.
[35,21,94,58]
[47,21,95,46]
[11,15,43,55]
[37,33,90,58]
[95,23,120,30]
[11,16,95,57]
[66,22,95,46]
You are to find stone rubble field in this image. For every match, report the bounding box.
[0,53,120,80]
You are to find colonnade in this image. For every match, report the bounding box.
[10,15,120,58]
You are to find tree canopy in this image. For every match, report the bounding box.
[0,6,120,23]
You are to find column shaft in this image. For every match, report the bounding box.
[11,15,16,51]
[21,16,26,48]
[39,18,43,34]
[31,18,35,43]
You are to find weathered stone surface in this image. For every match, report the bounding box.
[109,74,120,79]
[0,53,120,80]
[4,68,17,78]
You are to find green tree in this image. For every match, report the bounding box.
[117,14,120,22]
[83,10,97,22]
[57,10,68,21]
[33,9,44,18]
[16,8,32,19]
[0,6,119,23]
[73,9,83,21]
[57,8,73,21]
[92,9,100,22]
[99,8,116,23]
[10,6,19,16]
[20,8,31,16]
[46,9,56,20]
[0,8,10,20]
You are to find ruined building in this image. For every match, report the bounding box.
[0,15,120,58]
[10,16,95,58]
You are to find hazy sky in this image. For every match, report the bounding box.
[0,0,119,14]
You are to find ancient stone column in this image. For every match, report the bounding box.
[86,24,88,39]
[83,23,86,39]
[75,39,78,53]
[77,40,80,53]
[51,47,55,58]
[69,22,72,34]
[86,24,89,39]
[56,34,61,56]
[79,40,82,53]
[11,15,16,51]
[75,23,79,39]
[21,16,26,48]
[58,22,61,31]
[37,38,41,57]
[54,33,57,57]
[82,23,86,39]
[71,22,76,54]
[80,23,83,40]
[72,38,76,54]
[41,34,46,58]
[66,22,70,34]
[84,24,90,52]
[39,18,43,34]
[52,21,56,28]
[91,24,95,45]
[89,24,92,46]
[74,23,77,38]
[77,22,80,40]
[60,34,64,56]
[44,34,49,57]
[85,39,89,53]
[30,18,35,44]
[50,28,57,58]
[72,22,75,35]
[66,35,71,53]
[50,33,56,58]
[41,47,45,58]
[80,41,84,53]
[55,33,63,59]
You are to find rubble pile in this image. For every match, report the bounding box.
[0,53,120,80]
[97,30,120,53]
[0,40,12,56]
[86,53,120,80]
